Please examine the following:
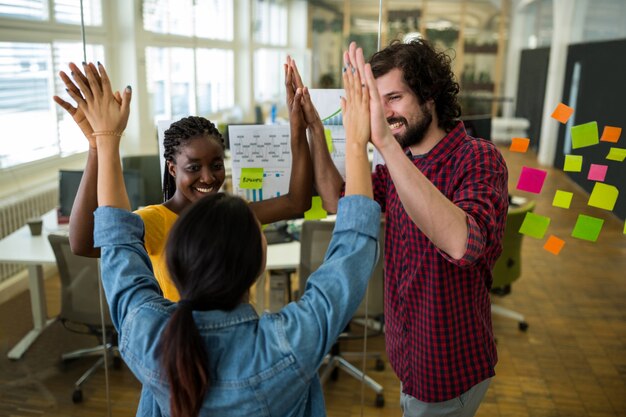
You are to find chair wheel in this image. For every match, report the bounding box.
[518,321,529,331]
[375,393,385,407]
[72,388,83,403]
[375,358,385,371]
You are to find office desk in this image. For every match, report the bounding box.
[257,241,300,312]
[0,209,60,360]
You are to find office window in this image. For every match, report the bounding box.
[146,46,234,122]
[253,0,287,46]
[143,0,233,40]
[0,0,47,21]
[54,0,102,25]
[196,49,234,114]
[0,41,104,168]
[0,0,101,24]
[254,48,284,102]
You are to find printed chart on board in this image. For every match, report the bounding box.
[308,89,385,175]
[229,124,291,202]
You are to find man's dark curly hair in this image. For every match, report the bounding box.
[369,38,461,132]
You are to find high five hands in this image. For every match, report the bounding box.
[57,62,131,144]
[342,41,395,152]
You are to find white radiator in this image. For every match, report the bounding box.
[0,182,58,284]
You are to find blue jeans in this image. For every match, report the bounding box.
[400,378,491,417]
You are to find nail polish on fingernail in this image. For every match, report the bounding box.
[97,61,102,66]
[342,67,346,73]
[82,61,86,66]
[126,85,132,92]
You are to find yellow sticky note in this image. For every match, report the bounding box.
[600,126,621,143]
[324,128,334,153]
[606,147,626,162]
[509,138,530,153]
[551,103,574,124]
[563,154,583,172]
[304,196,328,220]
[552,190,573,209]
[239,167,263,189]
[543,235,565,255]
[587,182,618,211]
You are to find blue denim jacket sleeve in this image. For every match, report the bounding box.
[93,207,167,333]
[278,194,381,376]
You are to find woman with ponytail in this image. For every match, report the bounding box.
[67,44,379,416]
[59,56,313,301]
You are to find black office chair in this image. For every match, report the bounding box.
[298,220,385,407]
[48,234,120,403]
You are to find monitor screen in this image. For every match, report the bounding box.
[461,115,492,141]
[58,169,145,220]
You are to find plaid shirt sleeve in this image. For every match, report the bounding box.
[436,141,509,268]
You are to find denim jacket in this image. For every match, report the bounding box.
[94,195,380,417]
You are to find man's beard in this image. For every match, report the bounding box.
[389,104,433,149]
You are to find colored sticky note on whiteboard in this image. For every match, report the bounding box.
[324,128,334,153]
[516,166,548,194]
[587,164,608,182]
[606,147,626,162]
[600,126,621,143]
[519,212,551,239]
[543,235,565,255]
[304,196,328,220]
[571,214,604,242]
[552,190,573,209]
[239,167,264,189]
[563,154,583,172]
[588,182,618,211]
[509,138,530,153]
[571,121,599,149]
[551,103,574,124]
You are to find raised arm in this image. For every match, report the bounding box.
[64,62,131,209]
[249,56,313,224]
[361,44,469,260]
[341,44,373,198]
[54,63,123,257]
[284,59,344,213]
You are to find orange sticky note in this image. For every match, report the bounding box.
[600,126,621,143]
[543,235,565,255]
[551,103,574,124]
[510,138,530,153]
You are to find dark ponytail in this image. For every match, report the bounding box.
[160,193,264,416]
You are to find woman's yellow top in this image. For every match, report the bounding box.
[135,204,180,301]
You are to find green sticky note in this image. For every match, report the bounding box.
[623,221,626,235]
[553,190,573,209]
[606,147,626,162]
[587,182,618,211]
[304,196,328,220]
[519,212,551,239]
[324,128,334,153]
[571,214,604,242]
[563,154,583,172]
[239,168,263,189]
[571,121,599,149]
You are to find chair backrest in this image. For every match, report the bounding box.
[491,199,536,288]
[298,220,385,317]
[47,234,113,327]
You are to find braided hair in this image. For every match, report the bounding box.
[162,116,225,202]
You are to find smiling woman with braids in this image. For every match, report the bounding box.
[56,57,313,301]
[61,49,380,417]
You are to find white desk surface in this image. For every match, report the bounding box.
[265,241,300,270]
[0,209,62,265]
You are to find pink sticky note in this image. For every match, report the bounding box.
[587,164,608,182]
[516,166,548,194]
